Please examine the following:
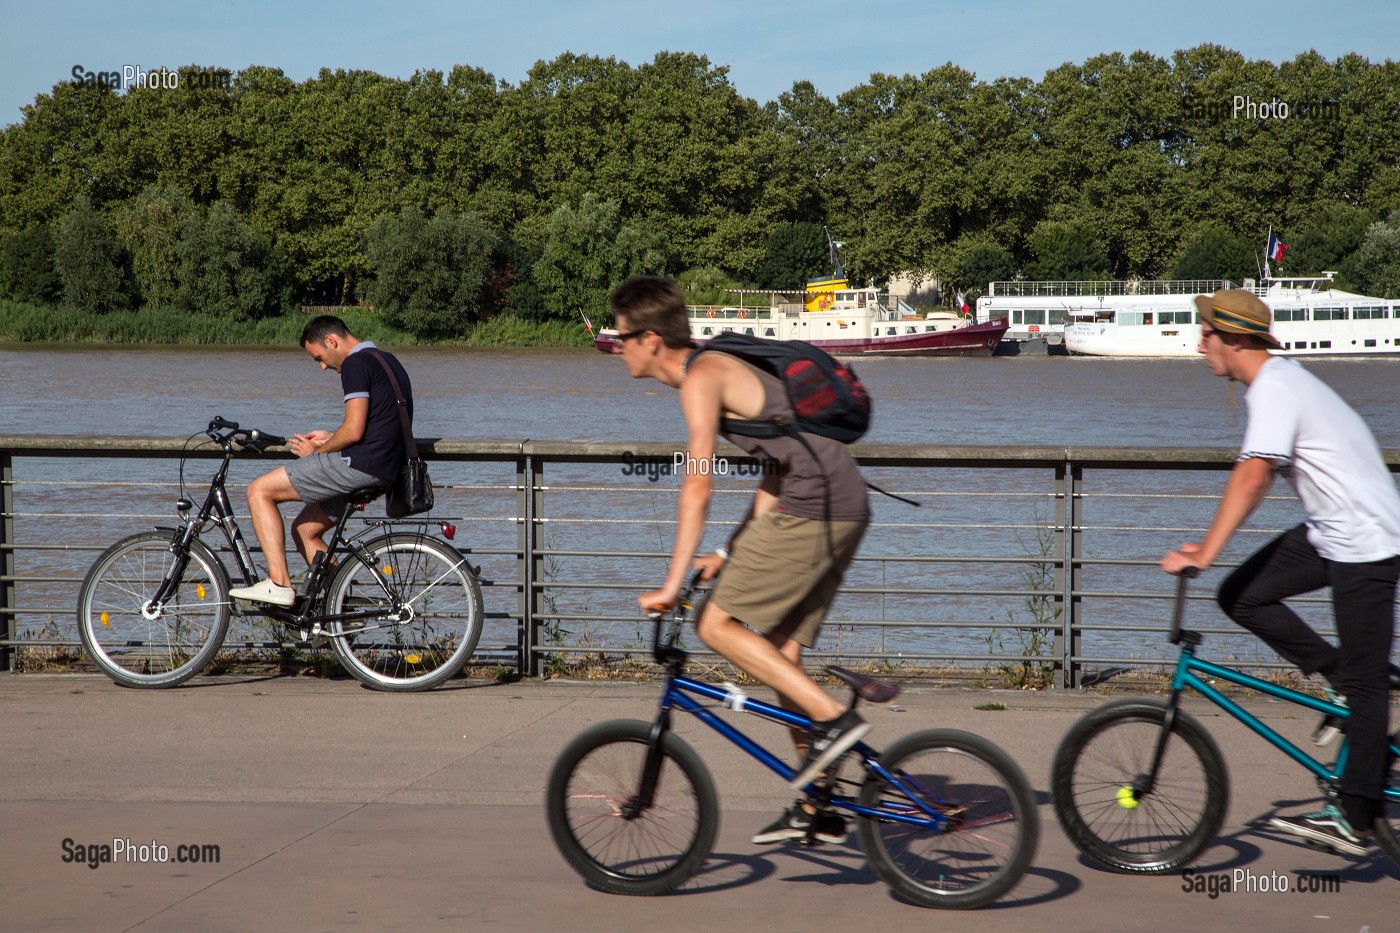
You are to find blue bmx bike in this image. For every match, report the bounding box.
[544,578,1039,909]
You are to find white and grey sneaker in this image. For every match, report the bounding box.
[228,578,297,607]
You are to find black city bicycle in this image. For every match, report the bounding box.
[77,417,483,691]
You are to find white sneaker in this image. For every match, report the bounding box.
[229,579,297,607]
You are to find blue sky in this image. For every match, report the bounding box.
[3,0,1397,126]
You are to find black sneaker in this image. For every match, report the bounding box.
[1269,805,1372,858]
[788,710,870,790]
[751,800,847,846]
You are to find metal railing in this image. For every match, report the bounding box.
[3,436,1396,687]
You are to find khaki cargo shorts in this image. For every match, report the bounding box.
[709,510,867,648]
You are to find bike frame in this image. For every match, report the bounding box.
[641,672,956,831]
[150,436,401,632]
[1148,646,1400,803]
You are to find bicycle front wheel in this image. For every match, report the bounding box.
[856,729,1038,910]
[546,720,718,896]
[325,533,483,691]
[77,531,232,688]
[1052,699,1228,873]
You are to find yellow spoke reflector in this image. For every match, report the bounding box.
[382,566,394,575]
[404,653,422,664]
[100,611,110,627]
[1116,786,1139,809]
[196,584,206,600]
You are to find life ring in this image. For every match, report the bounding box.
[706,308,716,317]
[737,309,748,318]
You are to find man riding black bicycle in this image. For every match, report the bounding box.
[229,315,413,609]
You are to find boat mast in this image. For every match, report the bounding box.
[824,226,846,280]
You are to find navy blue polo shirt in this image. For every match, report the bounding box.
[340,342,413,483]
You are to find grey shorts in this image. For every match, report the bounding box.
[284,453,386,516]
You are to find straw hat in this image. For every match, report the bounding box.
[1193,289,1282,349]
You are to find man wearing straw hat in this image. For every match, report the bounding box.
[1161,288,1400,857]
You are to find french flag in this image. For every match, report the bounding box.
[957,291,971,316]
[1267,230,1288,264]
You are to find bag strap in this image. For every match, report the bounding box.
[366,349,416,456]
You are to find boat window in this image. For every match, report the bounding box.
[1023,309,1046,325]
[1365,339,1377,347]
[1011,310,1022,324]
[905,326,917,334]
[744,328,755,335]
[1354,305,1387,319]
[1318,340,1332,348]
[925,326,934,331]
[764,328,776,336]
[1095,310,1113,323]
[701,327,713,336]
[1274,307,1308,322]
[886,327,896,335]
[1313,307,1347,321]
[722,326,734,333]
[1048,309,1067,325]
[1119,312,1144,326]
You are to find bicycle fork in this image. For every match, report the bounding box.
[622,705,674,820]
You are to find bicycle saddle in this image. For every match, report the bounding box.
[825,665,901,704]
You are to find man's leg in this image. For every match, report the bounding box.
[1217,525,1337,676]
[1330,555,1400,831]
[245,467,302,588]
[695,603,844,722]
[291,502,335,570]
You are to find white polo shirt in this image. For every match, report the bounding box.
[1241,356,1400,562]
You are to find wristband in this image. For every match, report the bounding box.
[714,547,730,560]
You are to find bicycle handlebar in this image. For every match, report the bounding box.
[205,416,287,451]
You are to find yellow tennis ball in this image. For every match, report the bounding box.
[1116,786,1139,809]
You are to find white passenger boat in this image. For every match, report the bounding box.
[978,274,1399,358]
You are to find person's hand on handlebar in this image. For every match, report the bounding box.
[1161,542,1208,576]
[691,549,727,582]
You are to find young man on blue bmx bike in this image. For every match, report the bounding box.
[1161,289,1400,857]
[608,275,870,845]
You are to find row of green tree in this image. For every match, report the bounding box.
[3,45,1400,335]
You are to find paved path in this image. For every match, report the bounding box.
[1,674,1394,932]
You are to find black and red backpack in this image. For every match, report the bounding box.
[695,333,871,443]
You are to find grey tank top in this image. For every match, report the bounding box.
[718,362,869,522]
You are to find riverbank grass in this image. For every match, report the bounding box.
[0,301,593,348]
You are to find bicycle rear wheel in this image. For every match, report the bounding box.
[325,533,483,691]
[546,719,718,896]
[77,531,231,688]
[1052,699,1228,873]
[856,729,1038,909]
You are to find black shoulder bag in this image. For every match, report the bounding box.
[369,351,434,518]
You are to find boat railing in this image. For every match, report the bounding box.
[988,279,1235,298]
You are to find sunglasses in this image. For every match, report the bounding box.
[610,329,651,348]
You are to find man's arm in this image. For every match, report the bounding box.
[1161,456,1275,573]
[639,359,726,608]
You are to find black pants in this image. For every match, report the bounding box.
[1217,524,1399,827]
